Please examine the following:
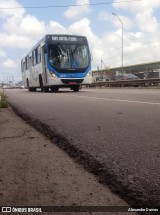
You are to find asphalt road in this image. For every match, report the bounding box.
[5,88,160,208]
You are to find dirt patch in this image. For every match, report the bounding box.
[0,107,138,215]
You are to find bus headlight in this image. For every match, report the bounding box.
[49,71,57,78]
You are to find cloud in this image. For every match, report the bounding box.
[99,12,133,29]
[0,33,35,49]
[64,0,91,19]
[136,9,159,33]
[2,59,17,68]
[0,49,6,57]
[0,0,25,19]
[112,0,160,33]
[0,1,46,50]
[47,21,66,34]
[67,18,101,54]
[113,0,160,12]
[3,15,46,39]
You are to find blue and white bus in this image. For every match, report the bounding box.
[21,34,92,92]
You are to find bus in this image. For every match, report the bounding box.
[21,34,92,92]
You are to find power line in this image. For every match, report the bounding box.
[0,0,142,9]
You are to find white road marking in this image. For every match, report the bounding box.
[57,94,160,105]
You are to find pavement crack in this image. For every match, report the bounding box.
[0,130,30,140]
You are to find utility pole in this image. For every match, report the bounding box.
[112,13,124,74]
[101,59,103,80]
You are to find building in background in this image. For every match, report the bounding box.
[92,61,160,81]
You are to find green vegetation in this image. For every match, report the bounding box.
[0,92,8,108]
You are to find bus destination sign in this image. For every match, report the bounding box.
[51,36,77,42]
[47,35,87,44]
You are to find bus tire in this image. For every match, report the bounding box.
[26,79,31,91]
[43,87,49,92]
[39,75,44,92]
[51,86,59,92]
[30,87,36,92]
[27,79,29,87]
[39,75,49,92]
[72,85,80,92]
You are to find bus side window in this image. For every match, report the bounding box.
[32,50,36,66]
[36,45,41,64]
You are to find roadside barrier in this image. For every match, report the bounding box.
[90,78,160,88]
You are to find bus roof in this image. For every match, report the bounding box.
[21,34,88,60]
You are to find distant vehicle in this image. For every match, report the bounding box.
[19,85,25,89]
[115,74,139,80]
[2,85,13,89]
[21,34,92,92]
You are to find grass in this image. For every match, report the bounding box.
[0,91,8,108]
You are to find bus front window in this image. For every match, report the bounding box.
[48,45,61,68]
[48,44,90,70]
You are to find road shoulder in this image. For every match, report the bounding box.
[0,106,137,214]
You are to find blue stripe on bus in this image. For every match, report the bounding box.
[47,62,91,79]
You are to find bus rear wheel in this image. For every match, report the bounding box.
[29,87,36,92]
[43,87,49,92]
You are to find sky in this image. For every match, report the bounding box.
[1,0,160,83]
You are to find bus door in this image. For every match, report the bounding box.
[42,45,48,86]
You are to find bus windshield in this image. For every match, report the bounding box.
[48,43,90,70]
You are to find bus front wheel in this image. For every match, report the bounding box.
[51,86,59,92]
[39,76,43,92]
[39,75,49,93]
[71,85,80,92]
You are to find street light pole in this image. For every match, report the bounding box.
[112,13,124,74]
[101,59,103,80]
